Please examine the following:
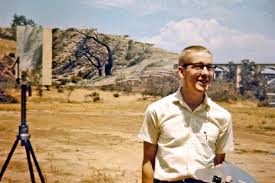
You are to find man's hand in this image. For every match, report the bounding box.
[225,176,232,183]
[214,154,225,166]
[214,154,233,183]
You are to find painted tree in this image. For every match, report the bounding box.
[74,30,121,76]
[10,14,37,40]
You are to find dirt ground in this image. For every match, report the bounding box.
[0,88,274,183]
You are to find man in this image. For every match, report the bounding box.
[138,45,234,183]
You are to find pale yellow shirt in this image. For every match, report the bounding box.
[138,88,234,181]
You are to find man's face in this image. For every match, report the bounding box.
[179,51,214,94]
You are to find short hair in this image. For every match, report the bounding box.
[178,45,212,65]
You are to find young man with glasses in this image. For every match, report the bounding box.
[139,45,234,183]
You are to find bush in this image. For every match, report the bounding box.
[100,84,116,91]
[115,80,133,93]
[257,99,269,107]
[60,78,71,85]
[37,86,43,96]
[71,75,81,83]
[113,93,119,98]
[91,92,99,97]
[57,85,64,93]
[93,96,100,102]
[85,92,101,102]
[0,88,18,103]
[141,73,179,97]
[0,94,18,103]
[207,81,238,102]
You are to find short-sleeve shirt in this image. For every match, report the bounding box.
[138,88,234,181]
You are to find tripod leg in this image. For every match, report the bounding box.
[29,141,45,183]
[0,139,19,181]
[25,141,36,183]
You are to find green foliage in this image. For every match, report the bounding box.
[10,14,37,40]
[225,61,237,82]
[239,59,267,100]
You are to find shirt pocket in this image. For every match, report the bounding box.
[200,122,220,146]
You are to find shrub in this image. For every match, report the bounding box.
[93,96,100,102]
[207,81,238,102]
[141,73,179,97]
[60,78,71,85]
[100,84,116,91]
[91,92,99,97]
[57,85,64,93]
[113,93,119,98]
[257,99,269,107]
[0,88,18,103]
[0,94,18,103]
[71,75,81,83]
[85,92,101,102]
[115,80,133,93]
[37,86,43,96]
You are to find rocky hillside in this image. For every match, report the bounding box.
[0,38,16,82]
[52,28,180,95]
[0,27,180,96]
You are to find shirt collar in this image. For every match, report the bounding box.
[172,87,210,112]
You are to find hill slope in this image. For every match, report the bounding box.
[0,27,180,95]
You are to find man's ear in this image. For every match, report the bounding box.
[178,66,185,78]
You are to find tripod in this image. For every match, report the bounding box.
[0,71,45,183]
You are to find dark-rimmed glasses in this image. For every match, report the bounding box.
[180,63,217,72]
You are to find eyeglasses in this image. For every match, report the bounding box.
[181,63,217,71]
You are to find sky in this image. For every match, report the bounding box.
[0,0,274,63]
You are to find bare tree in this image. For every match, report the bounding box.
[75,37,104,76]
[74,30,121,76]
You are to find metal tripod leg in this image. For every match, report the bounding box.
[29,140,45,183]
[25,140,36,183]
[0,138,19,181]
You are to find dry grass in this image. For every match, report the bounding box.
[0,88,274,183]
[219,101,275,135]
[0,39,16,57]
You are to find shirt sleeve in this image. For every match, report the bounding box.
[138,105,159,144]
[215,112,234,154]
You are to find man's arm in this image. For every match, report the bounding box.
[142,141,158,183]
[214,153,225,166]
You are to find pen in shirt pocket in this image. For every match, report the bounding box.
[203,131,207,140]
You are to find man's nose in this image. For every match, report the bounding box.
[201,66,209,74]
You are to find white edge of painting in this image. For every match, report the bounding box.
[42,28,52,86]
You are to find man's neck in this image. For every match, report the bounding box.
[180,87,204,111]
